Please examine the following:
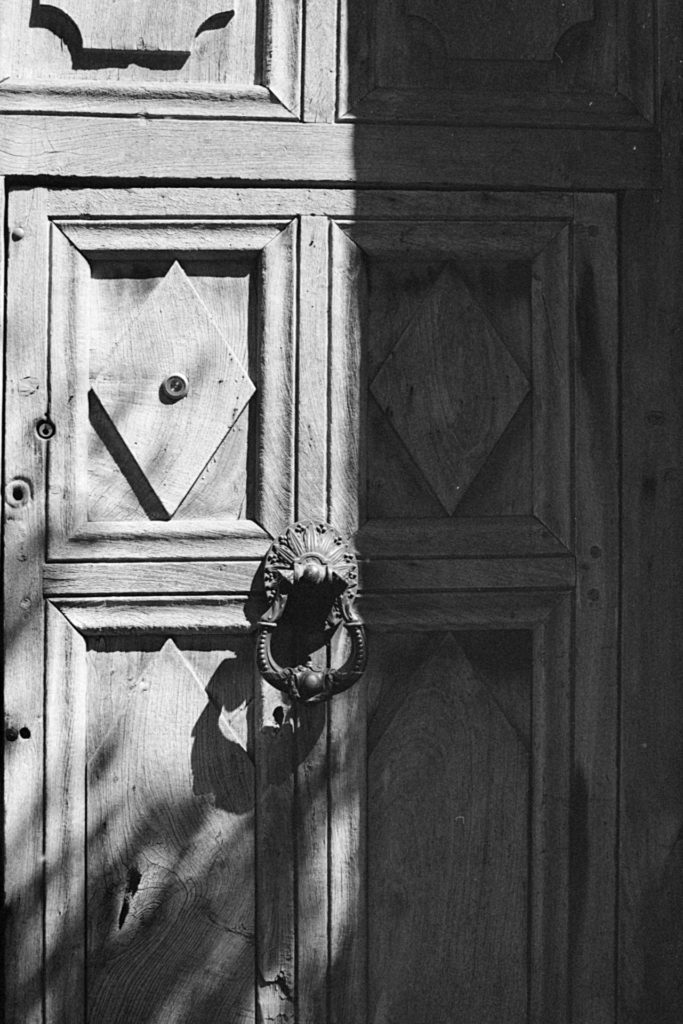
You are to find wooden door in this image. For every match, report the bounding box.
[2,4,681,1024]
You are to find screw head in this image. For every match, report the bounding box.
[11,227,24,241]
[161,373,189,401]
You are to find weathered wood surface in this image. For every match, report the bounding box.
[530,597,572,1021]
[619,2,683,1012]
[91,260,255,518]
[355,515,570,558]
[367,631,530,1022]
[0,118,660,188]
[531,224,572,545]
[36,0,239,54]
[571,193,620,1021]
[41,621,268,1021]
[369,264,529,515]
[42,555,574,596]
[255,682,296,1023]
[55,597,256,635]
[340,0,654,124]
[44,605,87,1022]
[3,189,49,1024]
[0,0,301,115]
[41,207,296,559]
[303,0,337,122]
[329,657,367,1024]
[37,187,579,220]
[297,216,329,524]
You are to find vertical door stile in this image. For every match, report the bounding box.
[302,0,338,123]
[255,220,298,1024]
[328,218,367,1024]
[530,596,572,1024]
[4,188,50,1024]
[295,214,331,1023]
[44,604,87,1024]
[571,194,620,1022]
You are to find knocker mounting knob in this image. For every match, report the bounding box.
[255,522,368,704]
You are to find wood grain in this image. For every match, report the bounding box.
[359,591,564,631]
[530,596,572,1023]
[58,220,285,255]
[303,0,337,122]
[355,515,571,558]
[39,187,578,220]
[3,188,49,1024]
[55,597,256,635]
[0,0,301,113]
[369,264,530,514]
[42,209,296,559]
[340,0,654,124]
[50,520,272,561]
[0,119,660,188]
[39,0,239,54]
[297,216,329,522]
[329,221,364,534]
[91,261,255,518]
[258,219,297,537]
[343,219,566,260]
[43,555,573,597]
[571,193,619,1021]
[329,646,367,1024]
[44,606,87,1023]
[85,638,255,1022]
[368,632,529,1023]
[295,701,329,1024]
[255,682,296,1023]
[532,224,572,544]
[619,14,683,1010]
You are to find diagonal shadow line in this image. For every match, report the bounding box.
[88,389,170,522]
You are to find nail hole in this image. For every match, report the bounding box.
[19,727,31,740]
[5,728,19,742]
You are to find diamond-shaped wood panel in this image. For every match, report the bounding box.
[370,266,529,514]
[92,262,255,518]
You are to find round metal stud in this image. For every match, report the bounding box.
[36,417,55,440]
[5,479,31,508]
[161,373,189,401]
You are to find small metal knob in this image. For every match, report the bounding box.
[161,373,189,401]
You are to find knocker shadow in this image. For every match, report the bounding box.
[189,571,330,815]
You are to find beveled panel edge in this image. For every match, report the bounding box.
[51,595,257,634]
[45,212,295,561]
[55,218,291,254]
[0,84,299,120]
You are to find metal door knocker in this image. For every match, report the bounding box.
[255,522,368,704]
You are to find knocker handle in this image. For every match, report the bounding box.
[255,522,368,704]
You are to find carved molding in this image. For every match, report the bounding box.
[387,0,595,63]
[37,0,233,54]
